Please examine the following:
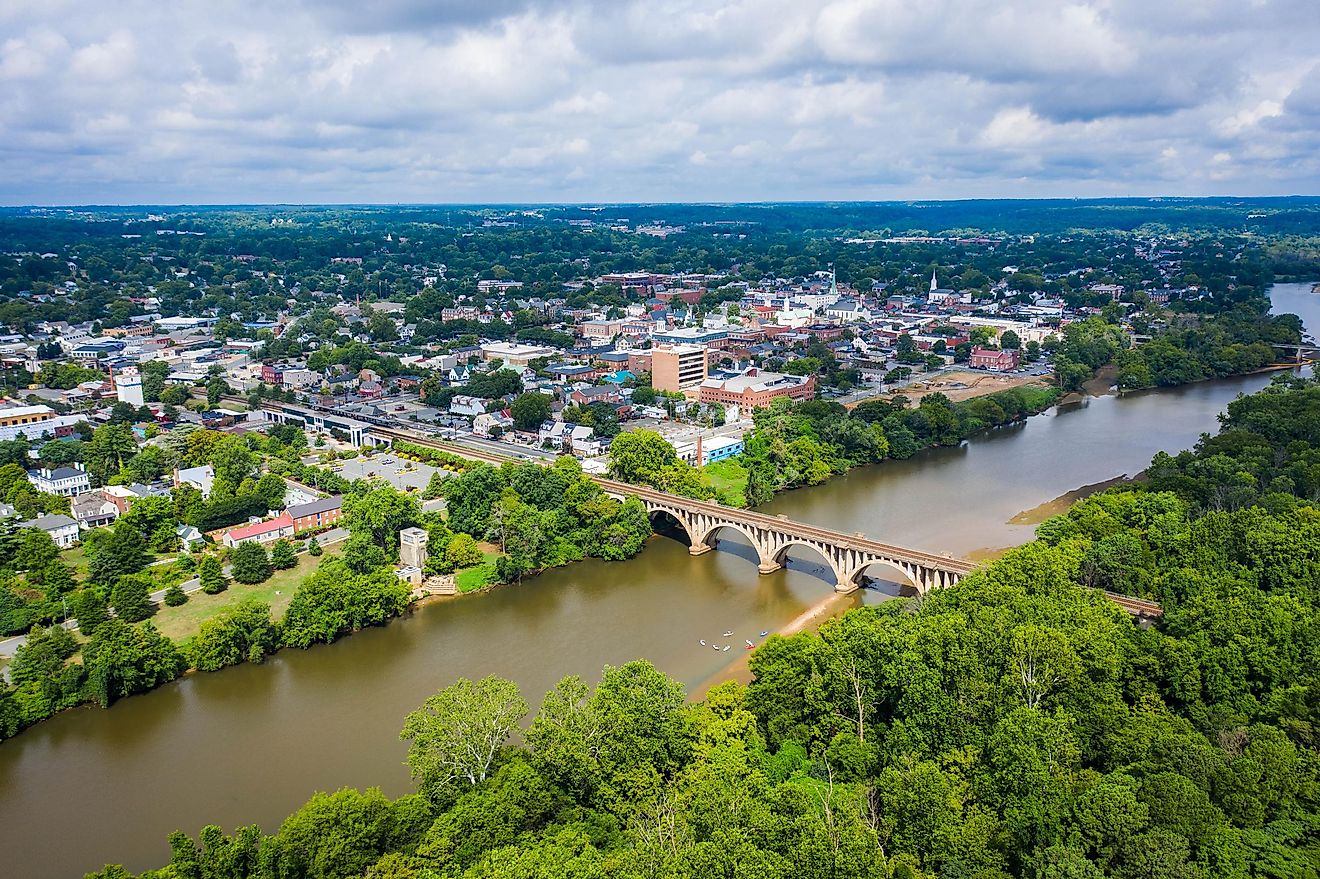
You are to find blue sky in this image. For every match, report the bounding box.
[1,0,1318,204]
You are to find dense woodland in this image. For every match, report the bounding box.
[80,375,1320,879]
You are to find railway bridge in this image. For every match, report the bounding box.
[270,413,1160,613]
[595,478,974,593]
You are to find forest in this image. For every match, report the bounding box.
[79,374,1320,879]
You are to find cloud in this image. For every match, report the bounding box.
[0,0,1317,203]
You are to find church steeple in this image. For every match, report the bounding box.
[929,269,938,292]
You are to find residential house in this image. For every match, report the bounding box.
[174,464,216,497]
[27,464,91,497]
[449,395,490,418]
[175,524,205,550]
[221,511,295,548]
[473,410,514,437]
[71,493,119,529]
[20,514,80,549]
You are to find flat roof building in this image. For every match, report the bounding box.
[651,345,708,392]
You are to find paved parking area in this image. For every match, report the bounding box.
[332,455,440,491]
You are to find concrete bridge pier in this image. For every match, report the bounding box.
[757,559,783,575]
[688,542,713,556]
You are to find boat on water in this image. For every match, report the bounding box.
[722,645,731,651]
[712,643,722,650]
[759,631,769,637]
[722,630,733,637]
[699,640,706,646]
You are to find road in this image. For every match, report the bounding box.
[0,528,349,659]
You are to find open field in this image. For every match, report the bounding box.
[703,458,748,506]
[146,551,323,644]
[455,549,501,593]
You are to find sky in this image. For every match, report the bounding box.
[1,0,1319,205]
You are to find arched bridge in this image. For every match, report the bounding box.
[594,478,975,594]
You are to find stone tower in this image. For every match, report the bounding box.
[399,527,429,569]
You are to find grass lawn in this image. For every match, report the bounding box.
[455,550,501,593]
[217,401,249,412]
[61,543,90,579]
[147,551,323,644]
[703,458,749,507]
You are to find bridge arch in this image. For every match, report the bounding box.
[647,509,693,545]
[768,539,847,585]
[692,521,775,570]
[842,559,923,596]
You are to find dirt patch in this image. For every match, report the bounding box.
[850,369,1052,408]
[1082,364,1119,397]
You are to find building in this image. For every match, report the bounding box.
[480,342,559,367]
[400,527,429,569]
[674,435,745,467]
[174,464,216,497]
[287,496,343,532]
[580,319,625,341]
[449,396,489,418]
[221,511,295,548]
[651,345,708,392]
[175,524,205,550]
[651,326,729,349]
[113,366,144,407]
[19,514,80,549]
[0,405,81,442]
[71,493,119,529]
[27,464,91,497]
[697,369,816,410]
[969,347,1021,371]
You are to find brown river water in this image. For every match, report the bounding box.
[2,284,1317,878]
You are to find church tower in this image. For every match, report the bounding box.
[929,269,938,292]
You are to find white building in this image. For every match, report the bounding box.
[27,464,91,497]
[20,514,80,549]
[114,365,145,406]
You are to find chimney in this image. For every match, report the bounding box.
[695,434,704,468]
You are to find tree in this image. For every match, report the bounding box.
[230,542,272,584]
[341,532,387,573]
[164,584,188,607]
[270,538,297,570]
[1000,329,1022,350]
[199,555,228,595]
[608,429,680,484]
[509,393,552,432]
[86,523,150,585]
[188,600,278,671]
[343,487,421,554]
[255,472,287,509]
[109,574,155,623]
[307,536,323,557]
[81,619,186,708]
[442,533,485,571]
[400,675,529,802]
[69,588,109,633]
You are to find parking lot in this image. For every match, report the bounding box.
[332,455,440,491]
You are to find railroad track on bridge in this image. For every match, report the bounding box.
[361,421,1158,613]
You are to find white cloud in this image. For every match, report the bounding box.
[0,0,1317,203]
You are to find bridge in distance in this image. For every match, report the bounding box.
[252,400,1161,615]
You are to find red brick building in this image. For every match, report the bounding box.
[288,496,344,532]
[698,369,816,410]
[969,347,1021,371]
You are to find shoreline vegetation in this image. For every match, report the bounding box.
[88,372,1320,879]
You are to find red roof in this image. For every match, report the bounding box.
[226,511,293,541]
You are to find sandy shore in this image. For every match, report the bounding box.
[689,590,861,698]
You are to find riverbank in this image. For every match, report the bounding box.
[690,589,861,698]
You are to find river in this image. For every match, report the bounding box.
[2,283,1317,878]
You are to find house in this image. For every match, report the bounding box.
[221,511,295,548]
[175,524,205,550]
[568,385,622,407]
[449,395,490,418]
[71,493,119,529]
[287,496,344,532]
[99,483,167,513]
[969,347,1021,371]
[697,369,816,410]
[27,464,91,497]
[569,425,601,456]
[174,464,216,497]
[20,514,80,549]
[473,410,514,437]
